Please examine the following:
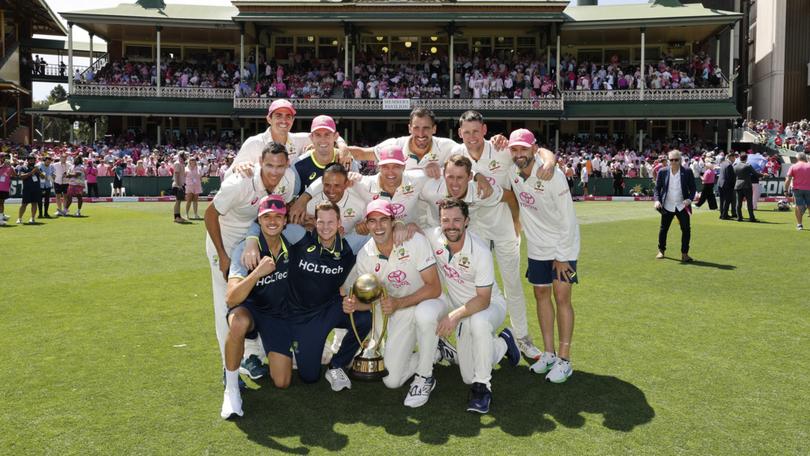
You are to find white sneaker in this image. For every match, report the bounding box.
[545,358,573,383]
[798,224,803,231]
[16,218,22,224]
[1,213,8,221]
[529,352,558,374]
[0,219,5,226]
[75,211,81,217]
[516,336,542,361]
[325,367,351,391]
[28,218,35,224]
[220,388,244,420]
[435,337,458,365]
[404,375,436,408]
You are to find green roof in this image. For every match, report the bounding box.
[28,97,233,118]
[564,101,739,120]
[563,1,742,28]
[24,38,107,54]
[60,3,238,26]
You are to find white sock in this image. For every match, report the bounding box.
[225,369,240,391]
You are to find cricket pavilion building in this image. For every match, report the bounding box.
[33,0,743,150]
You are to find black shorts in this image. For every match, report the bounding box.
[113,178,123,189]
[55,183,69,194]
[0,190,8,200]
[40,187,52,197]
[226,302,290,358]
[22,190,41,204]
[172,186,186,200]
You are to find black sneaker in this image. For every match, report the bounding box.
[239,354,268,380]
[466,382,492,414]
[498,328,521,366]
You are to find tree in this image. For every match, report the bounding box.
[49,85,67,103]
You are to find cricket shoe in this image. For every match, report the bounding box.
[498,328,521,366]
[545,358,573,384]
[516,335,542,361]
[239,354,268,380]
[404,375,436,408]
[435,337,458,365]
[325,367,351,392]
[220,388,244,420]
[466,382,492,414]
[529,352,558,375]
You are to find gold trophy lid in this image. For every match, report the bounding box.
[353,273,383,304]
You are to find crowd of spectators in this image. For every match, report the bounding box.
[76,48,726,100]
[747,119,809,152]
[560,51,727,92]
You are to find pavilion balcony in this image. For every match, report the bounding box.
[72,84,235,99]
[562,87,731,103]
[232,96,564,112]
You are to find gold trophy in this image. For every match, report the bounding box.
[349,273,389,381]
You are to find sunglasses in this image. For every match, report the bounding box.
[264,198,286,210]
[669,159,680,162]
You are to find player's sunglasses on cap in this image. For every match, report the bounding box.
[258,195,287,216]
[268,99,297,116]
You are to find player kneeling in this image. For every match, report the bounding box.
[344,200,445,407]
[221,196,293,419]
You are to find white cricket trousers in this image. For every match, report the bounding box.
[490,236,529,339]
[382,298,448,389]
[455,291,507,389]
[205,234,265,367]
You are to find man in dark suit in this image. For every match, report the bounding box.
[654,149,697,262]
[733,153,761,222]
[716,151,738,219]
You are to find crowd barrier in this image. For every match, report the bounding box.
[5,177,790,198]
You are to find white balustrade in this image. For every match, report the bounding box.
[72,84,234,99]
[233,97,564,111]
[562,88,730,102]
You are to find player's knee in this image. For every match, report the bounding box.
[228,316,250,338]
[469,314,493,338]
[298,366,320,384]
[272,373,291,389]
[414,308,439,330]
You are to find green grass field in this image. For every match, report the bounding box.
[1,201,808,455]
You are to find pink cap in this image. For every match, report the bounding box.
[365,199,393,218]
[377,145,407,166]
[310,115,336,133]
[268,99,297,116]
[508,129,536,148]
[257,195,287,217]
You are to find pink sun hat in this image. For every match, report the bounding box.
[377,145,407,166]
[310,115,337,133]
[268,99,297,116]
[508,129,536,148]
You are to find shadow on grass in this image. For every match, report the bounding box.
[663,257,736,270]
[233,366,654,453]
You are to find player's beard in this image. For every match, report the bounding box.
[443,228,463,243]
[513,155,533,170]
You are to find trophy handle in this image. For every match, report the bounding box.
[348,288,365,347]
[379,288,389,343]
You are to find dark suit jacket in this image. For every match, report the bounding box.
[717,160,735,190]
[654,166,697,206]
[733,162,761,191]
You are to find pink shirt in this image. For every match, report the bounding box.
[787,162,810,191]
[702,168,715,184]
[0,165,12,192]
[97,163,109,177]
[86,164,98,183]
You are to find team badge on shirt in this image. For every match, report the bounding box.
[534,180,545,192]
[397,247,410,261]
[401,184,414,195]
[488,160,501,172]
[458,256,471,270]
[344,208,356,218]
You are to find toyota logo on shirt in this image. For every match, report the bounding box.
[442,264,464,284]
[519,191,535,206]
[390,203,405,219]
[387,270,411,288]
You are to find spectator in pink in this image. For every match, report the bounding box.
[0,152,16,225]
[784,152,810,230]
[86,159,99,198]
[184,156,203,220]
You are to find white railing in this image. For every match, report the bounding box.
[72,84,235,99]
[562,88,730,102]
[233,97,564,111]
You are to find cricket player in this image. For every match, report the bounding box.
[426,199,521,414]
[507,129,580,383]
[344,199,446,407]
[204,142,298,382]
[294,115,359,194]
[229,99,347,173]
[453,111,557,361]
[221,195,293,419]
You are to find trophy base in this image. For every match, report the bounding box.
[349,356,388,381]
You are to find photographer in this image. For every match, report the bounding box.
[16,155,43,224]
